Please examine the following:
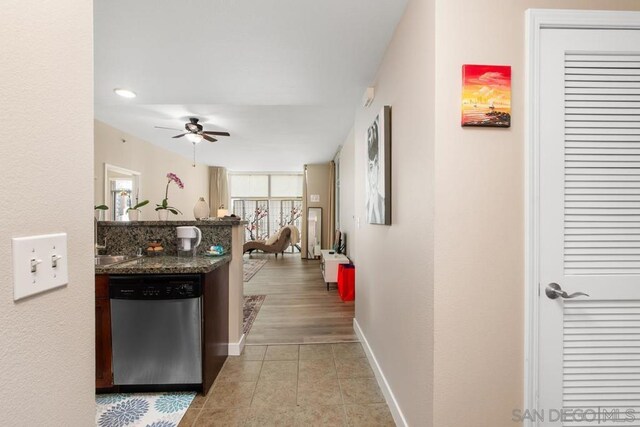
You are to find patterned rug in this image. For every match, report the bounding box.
[96,392,195,427]
[243,258,268,282]
[244,295,266,335]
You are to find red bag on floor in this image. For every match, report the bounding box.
[337,263,355,301]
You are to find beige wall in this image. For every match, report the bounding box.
[303,163,333,255]
[95,120,210,220]
[433,2,640,426]
[352,0,435,424]
[337,128,356,259]
[347,0,640,425]
[0,0,95,424]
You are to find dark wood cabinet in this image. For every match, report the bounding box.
[95,275,113,389]
[202,263,229,393]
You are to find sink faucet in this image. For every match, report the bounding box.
[94,217,107,256]
[95,239,107,256]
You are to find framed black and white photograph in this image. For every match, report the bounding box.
[365,106,391,225]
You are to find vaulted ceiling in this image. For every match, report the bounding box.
[94,0,408,171]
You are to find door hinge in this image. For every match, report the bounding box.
[538,283,540,297]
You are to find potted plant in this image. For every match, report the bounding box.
[94,204,109,221]
[126,200,148,221]
[155,172,184,220]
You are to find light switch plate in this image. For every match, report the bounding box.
[310,194,320,203]
[12,233,68,301]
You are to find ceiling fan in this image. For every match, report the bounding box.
[155,117,230,143]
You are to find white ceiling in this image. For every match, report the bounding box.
[94,0,408,171]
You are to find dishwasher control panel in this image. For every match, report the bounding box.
[109,275,202,300]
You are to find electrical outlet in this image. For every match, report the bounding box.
[12,233,68,301]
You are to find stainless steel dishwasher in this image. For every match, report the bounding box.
[110,275,202,387]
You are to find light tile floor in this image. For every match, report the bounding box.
[179,343,396,426]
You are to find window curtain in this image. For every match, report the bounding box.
[327,160,336,249]
[209,166,229,215]
[301,165,309,258]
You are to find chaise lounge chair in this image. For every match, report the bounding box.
[243,227,292,258]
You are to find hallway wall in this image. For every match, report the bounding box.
[337,128,356,259]
[0,0,95,424]
[352,0,435,424]
[350,0,640,425]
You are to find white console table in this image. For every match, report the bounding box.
[320,250,350,291]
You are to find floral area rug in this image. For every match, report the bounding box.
[243,295,266,335]
[243,258,268,282]
[96,392,195,427]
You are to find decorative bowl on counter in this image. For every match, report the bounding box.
[204,245,225,257]
[146,241,164,256]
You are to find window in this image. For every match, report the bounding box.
[229,174,269,198]
[230,173,303,242]
[103,164,141,221]
[270,175,303,198]
[110,179,133,221]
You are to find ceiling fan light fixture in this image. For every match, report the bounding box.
[114,88,137,98]
[186,133,203,143]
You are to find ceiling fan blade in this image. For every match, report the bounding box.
[203,131,230,137]
[172,133,187,139]
[154,126,183,131]
[202,134,218,143]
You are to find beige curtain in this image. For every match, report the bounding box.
[327,161,336,249]
[208,166,229,215]
[301,165,309,258]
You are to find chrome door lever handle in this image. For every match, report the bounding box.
[545,283,589,300]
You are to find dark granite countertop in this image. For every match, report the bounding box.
[95,255,231,275]
[97,220,247,226]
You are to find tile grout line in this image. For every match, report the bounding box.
[187,355,232,427]
[242,349,264,425]
[295,344,301,421]
[247,349,265,409]
[188,406,201,427]
[332,343,350,426]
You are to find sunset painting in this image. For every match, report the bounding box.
[461,64,511,127]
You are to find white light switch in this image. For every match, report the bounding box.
[12,233,68,301]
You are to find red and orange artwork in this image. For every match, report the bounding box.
[461,64,511,127]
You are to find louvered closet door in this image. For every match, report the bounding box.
[539,28,640,426]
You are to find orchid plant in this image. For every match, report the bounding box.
[127,189,149,212]
[155,172,184,215]
[127,200,149,213]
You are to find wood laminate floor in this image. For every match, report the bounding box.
[244,253,357,345]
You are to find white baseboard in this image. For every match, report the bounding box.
[228,333,246,356]
[353,318,408,427]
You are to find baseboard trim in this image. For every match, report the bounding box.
[353,318,408,427]
[228,333,246,356]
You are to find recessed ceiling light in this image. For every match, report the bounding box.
[114,88,136,98]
